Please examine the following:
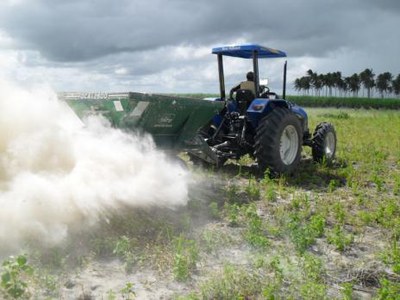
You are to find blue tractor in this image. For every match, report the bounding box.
[189,44,337,175]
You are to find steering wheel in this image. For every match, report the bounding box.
[259,85,270,94]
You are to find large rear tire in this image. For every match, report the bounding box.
[311,122,337,164]
[255,107,303,175]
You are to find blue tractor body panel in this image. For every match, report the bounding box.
[247,99,308,128]
[207,96,309,134]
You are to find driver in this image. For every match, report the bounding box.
[229,71,256,98]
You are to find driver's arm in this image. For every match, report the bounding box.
[229,83,241,99]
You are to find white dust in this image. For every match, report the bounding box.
[0,80,189,248]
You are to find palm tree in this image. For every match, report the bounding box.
[313,74,324,96]
[324,72,335,97]
[347,73,361,97]
[306,69,317,95]
[335,75,347,97]
[392,74,400,98]
[294,76,312,95]
[332,72,342,97]
[320,74,329,96]
[306,69,314,77]
[293,69,397,98]
[359,68,375,98]
[300,76,311,95]
[376,72,393,98]
[294,78,302,94]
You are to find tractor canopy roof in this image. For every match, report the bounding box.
[212,44,286,59]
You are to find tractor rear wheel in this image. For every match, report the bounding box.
[311,122,336,164]
[255,107,303,176]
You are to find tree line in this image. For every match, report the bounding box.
[294,69,400,98]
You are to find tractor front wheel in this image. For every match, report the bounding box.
[311,122,337,164]
[255,107,303,176]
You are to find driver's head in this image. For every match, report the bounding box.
[246,71,254,81]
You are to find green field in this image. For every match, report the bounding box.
[174,93,400,109]
[1,108,400,299]
[288,95,400,109]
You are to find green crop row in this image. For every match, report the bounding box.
[287,95,400,109]
[174,93,400,109]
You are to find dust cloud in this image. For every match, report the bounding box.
[0,80,189,249]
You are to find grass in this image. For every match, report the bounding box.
[1,108,400,298]
[1,255,33,299]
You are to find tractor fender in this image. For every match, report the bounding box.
[247,99,289,128]
[290,104,309,133]
[247,99,308,131]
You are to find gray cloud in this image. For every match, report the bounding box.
[0,0,385,61]
[0,0,399,92]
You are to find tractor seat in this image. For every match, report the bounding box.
[235,89,255,114]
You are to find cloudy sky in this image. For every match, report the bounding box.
[0,0,399,94]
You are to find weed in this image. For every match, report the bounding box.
[309,214,327,237]
[301,253,325,283]
[357,210,375,226]
[224,202,240,226]
[333,202,347,225]
[226,182,240,203]
[253,256,285,298]
[107,289,117,300]
[375,278,400,299]
[299,281,327,300]
[340,282,354,300]
[394,175,400,196]
[374,199,400,228]
[243,204,269,248]
[287,214,315,253]
[328,179,340,192]
[299,254,327,298]
[260,170,277,202]
[208,201,220,219]
[174,292,199,300]
[37,247,67,270]
[1,255,34,299]
[201,228,232,254]
[265,184,277,202]
[40,274,58,297]
[268,256,284,283]
[199,264,262,299]
[327,225,354,252]
[113,236,136,273]
[287,211,325,253]
[381,238,400,274]
[173,235,199,281]
[120,282,136,299]
[371,172,385,192]
[318,111,350,119]
[245,176,261,200]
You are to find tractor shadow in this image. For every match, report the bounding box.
[284,158,347,191]
[216,157,347,192]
